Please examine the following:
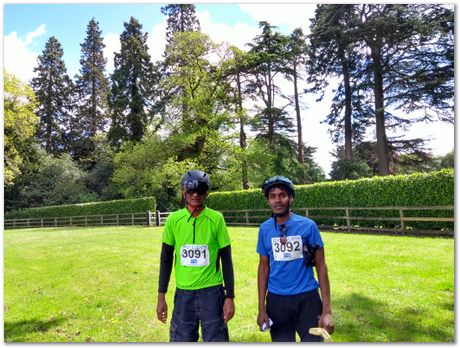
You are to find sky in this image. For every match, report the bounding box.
[2,1,455,177]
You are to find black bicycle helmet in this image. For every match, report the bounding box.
[181,170,211,193]
[261,176,295,198]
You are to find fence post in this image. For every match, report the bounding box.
[116,215,119,225]
[156,210,161,226]
[13,220,16,228]
[345,208,351,227]
[399,208,406,230]
[55,218,57,227]
[70,217,72,226]
[245,211,249,225]
[146,211,152,226]
[85,216,88,226]
[27,219,30,228]
[131,214,134,225]
[305,209,309,217]
[101,215,103,225]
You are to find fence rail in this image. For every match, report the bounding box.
[4,206,454,235]
[4,212,154,229]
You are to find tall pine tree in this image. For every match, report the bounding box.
[108,17,155,148]
[73,18,109,167]
[31,36,74,155]
[161,4,200,46]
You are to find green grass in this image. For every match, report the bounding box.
[4,226,454,342]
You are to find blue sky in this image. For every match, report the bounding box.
[3,3,455,175]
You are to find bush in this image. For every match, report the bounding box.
[207,169,454,230]
[5,197,156,220]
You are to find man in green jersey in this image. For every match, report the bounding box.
[156,170,235,342]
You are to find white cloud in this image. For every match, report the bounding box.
[4,25,48,84]
[24,24,46,45]
[238,4,316,33]
[103,32,121,74]
[147,18,167,64]
[197,10,259,50]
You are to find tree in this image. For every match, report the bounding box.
[108,17,155,148]
[159,31,232,171]
[247,22,291,148]
[355,4,454,175]
[308,5,368,161]
[73,18,109,167]
[161,4,200,46]
[285,28,308,165]
[31,36,74,155]
[4,70,39,186]
[19,150,92,207]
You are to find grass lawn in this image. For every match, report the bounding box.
[4,226,454,342]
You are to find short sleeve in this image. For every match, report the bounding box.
[307,220,324,248]
[162,215,175,246]
[256,227,268,256]
[217,213,231,248]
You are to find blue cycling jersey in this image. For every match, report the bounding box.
[257,213,324,295]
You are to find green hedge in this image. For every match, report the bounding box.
[5,197,156,220]
[207,169,454,230]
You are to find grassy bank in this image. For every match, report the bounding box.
[4,226,454,342]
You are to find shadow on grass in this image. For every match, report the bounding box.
[4,317,66,342]
[335,293,453,342]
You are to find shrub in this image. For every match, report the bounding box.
[207,169,454,230]
[5,197,156,220]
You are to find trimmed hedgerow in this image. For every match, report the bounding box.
[5,197,156,220]
[207,169,454,230]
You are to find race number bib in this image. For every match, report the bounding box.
[180,245,209,267]
[271,235,303,261]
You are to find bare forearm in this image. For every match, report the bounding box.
[257,264,269,311]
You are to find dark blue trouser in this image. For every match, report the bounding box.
[267,289,323,342]
[170,284,229,342]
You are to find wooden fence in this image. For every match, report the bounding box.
[4,206,454,235]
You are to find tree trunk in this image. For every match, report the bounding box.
[340,48,353,161]
[236,73,249,189]
[293,63,304,165]
[371,44,390,175]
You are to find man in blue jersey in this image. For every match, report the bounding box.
[256,176,334,342]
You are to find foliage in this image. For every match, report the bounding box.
[108,17,155,148]
[207,169,454,229]
[4,70,39,186]
[161,4,200,46]
[72,18,109,166]
[15,151,91,207]
[4,226,454,342]
[5,197,156,220]
[308,4,454,175]
[31,36,74,155]
[329,158,372,180]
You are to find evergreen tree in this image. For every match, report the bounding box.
[161,4,200,46]
[285,28,308,166]
[31,36,74,155]
[108,17,155,148]
[247,22,291,148]
[73,18,109,167]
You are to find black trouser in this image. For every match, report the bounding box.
[266,289,323,342]
[170,285,229,342]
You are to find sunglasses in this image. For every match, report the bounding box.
[184,182,208,196]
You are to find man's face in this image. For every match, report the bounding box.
[267,186,293,215]
[183,189,208,209]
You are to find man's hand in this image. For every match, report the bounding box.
[156,294,168,323]
[223,298,235,322]
[318,312,334,334]
[257,309,271,331]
